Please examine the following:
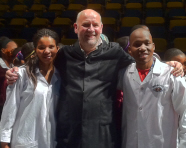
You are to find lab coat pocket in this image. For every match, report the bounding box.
[15,141,38,148]
[100,100,113,125]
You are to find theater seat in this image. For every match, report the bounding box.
[153,38,167,52]
[12,39,27,47]
[145,17,165,26]
[174,38,186,52]
[61,38,77,45]
[121,17,141,27]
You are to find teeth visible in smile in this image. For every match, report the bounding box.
[139,54,148,58]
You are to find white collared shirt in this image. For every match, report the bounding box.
[118,58,186,148]
[0,58,9,69]
[0,66,61,148]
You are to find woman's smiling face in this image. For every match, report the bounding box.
[35,36,58,65]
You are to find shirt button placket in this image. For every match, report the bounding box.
[138,86,143,148]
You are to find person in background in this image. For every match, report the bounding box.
[118,28,186,148]
[164,48,186,76]
[21,42,35,63]
[0,36,17,118]
[116,36,129,53]
[0,29,60,148]
[0,37,17,68]
[100,33,109,44]
[12,47,24,66]
[12,42,35,67]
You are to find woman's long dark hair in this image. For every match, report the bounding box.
[25,28,59,89]
[21,42,35,62]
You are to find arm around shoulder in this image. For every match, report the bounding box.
[54,46,65,71]
[118,46,135,69]
[117,68,127,91]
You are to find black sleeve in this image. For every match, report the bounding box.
[54,47,65,72]
[118,46,135,69]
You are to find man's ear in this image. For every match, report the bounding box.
[1,48,5,54]
[100,23,103,34]
[128,46,132,56]
[74,23,78,34]
[152,43,155,51]
[56,46,59,51]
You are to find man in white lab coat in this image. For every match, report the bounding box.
[118,28,186,148]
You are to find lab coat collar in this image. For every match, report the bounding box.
[35,66,60,85]
[152,57,162,75]
[35,66,59,75]
[128,57,161,85]
[0,58,9,69]
[128,57,161,75]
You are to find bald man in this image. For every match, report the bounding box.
[118,28,186,148]
[54,9,134,148]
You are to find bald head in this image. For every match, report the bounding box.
[76,9,102,24]
[73,9,103,53]
[131,25,150,33]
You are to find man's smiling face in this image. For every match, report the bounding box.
[74,9,103,49]
[128,28,155,67]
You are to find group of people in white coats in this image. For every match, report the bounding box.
[1,9,186,148]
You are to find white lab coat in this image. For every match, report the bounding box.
[118,58,186,148]
[0,58,9,69]
[0,66,61,148]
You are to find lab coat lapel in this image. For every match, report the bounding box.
[129,63,142,85]
[142,58,161,86]
[152,58,161,76]
[141,71,152,85]
[36,68,49,85]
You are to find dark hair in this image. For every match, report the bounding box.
[26,28,59,90]
[131,25,149,33]
[164,48,185,61]
[12,47,22,58]
[0,36,12,57]
[33,28,59,48]
[12,47,22,66]
[116,36,129,52]
[21,42,35,62]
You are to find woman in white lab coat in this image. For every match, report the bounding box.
[0,28,61,148]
